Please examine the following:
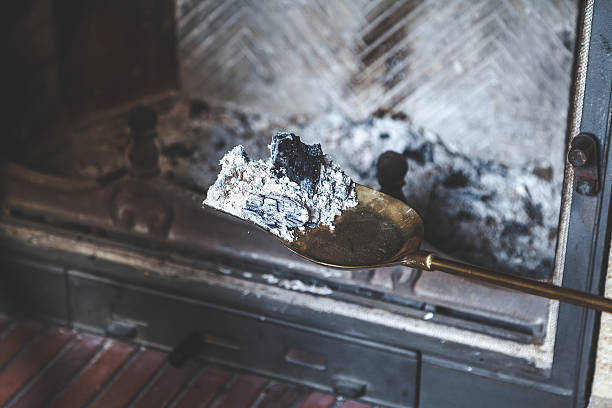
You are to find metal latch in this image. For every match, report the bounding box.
[568,133,600,195]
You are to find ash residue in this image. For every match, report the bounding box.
[203,133,357,242]
[39,94,561,279]
[151,100,560,279]
[298,113,561,279]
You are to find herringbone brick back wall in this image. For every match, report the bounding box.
[177,0,577,171]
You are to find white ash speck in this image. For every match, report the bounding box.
[278,279,333,295]
[261,274,280,284]
[218,266,233,275]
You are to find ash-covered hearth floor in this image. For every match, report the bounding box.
[0,314,370,408]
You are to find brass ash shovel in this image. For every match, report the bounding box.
[280,184,612,313]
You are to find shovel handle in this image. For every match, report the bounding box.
[403,251,612,313]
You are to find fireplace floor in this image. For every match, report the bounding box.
[0,314,368,408]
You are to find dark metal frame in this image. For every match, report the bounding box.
[1,0,611,407]
[557,0,612,404]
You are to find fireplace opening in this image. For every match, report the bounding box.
[1,0,577,349]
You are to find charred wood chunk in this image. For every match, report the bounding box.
[244,193,309,229]
[270,132,323,196]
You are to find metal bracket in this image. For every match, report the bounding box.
[568,133,600,195]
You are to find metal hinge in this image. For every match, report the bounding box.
[568,133,600,195]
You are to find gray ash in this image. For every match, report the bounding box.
[243,193,310,229]
[203,136,357,242]
[133,100,560,280]
[298,113,562,280]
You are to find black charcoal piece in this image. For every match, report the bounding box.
[270,132,324,196]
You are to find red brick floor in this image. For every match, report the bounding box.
[0,314,372,407]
